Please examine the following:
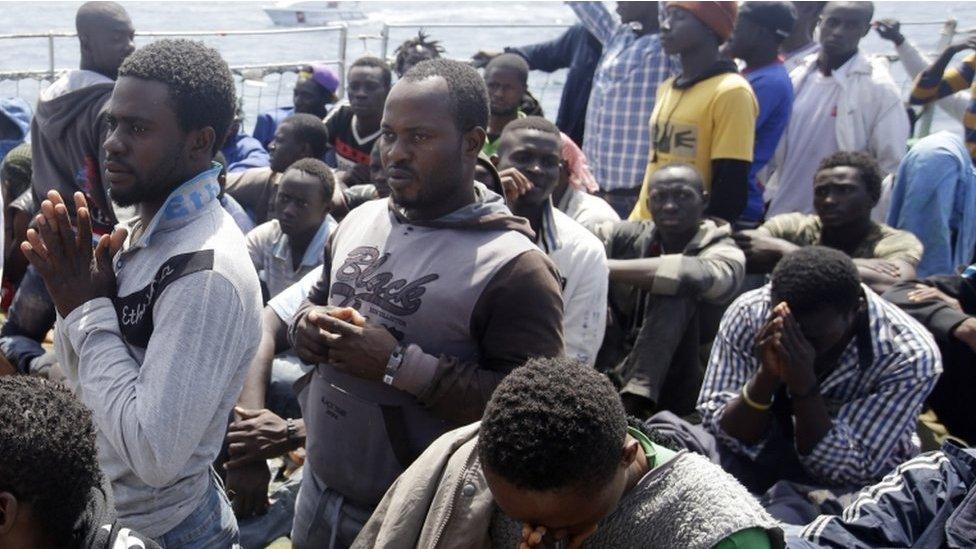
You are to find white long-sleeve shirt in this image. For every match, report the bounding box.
[55,166,262,538]
[537,204,608,365]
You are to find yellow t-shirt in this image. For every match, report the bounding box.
[630,72,758,220]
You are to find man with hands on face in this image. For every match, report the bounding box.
[657,246,940,524]
[22,40,262,546]
[353,357,782,549]
[494,116,607,366]
[287,58,564,548]
[733,151,922,295]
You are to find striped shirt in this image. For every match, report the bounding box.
[570,1,675,192]
[910,52,976,162]
[698,285,941,486]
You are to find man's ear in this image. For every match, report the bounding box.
[0,492,19,535]
[621,438,641,468]
[464,127,486,158]
[189,127,218,160]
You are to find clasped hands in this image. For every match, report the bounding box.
[755,302,818,396]
[20,191,127,318]
[294,305,398,381]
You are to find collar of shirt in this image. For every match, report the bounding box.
[271,214,337,267]
[119,163,222,251]
[536,198,563,254]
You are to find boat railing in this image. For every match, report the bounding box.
[0,24,349,95]
[376,22,570,61]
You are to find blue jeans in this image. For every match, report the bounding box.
[267,354,314,420]
[158,473,240,549]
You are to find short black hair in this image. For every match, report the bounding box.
[0,376,100,546]
[500,115,560,139]
[280,113,330,158]
[403,58,489,133]
[350,56,393,89]
[394,31,445,76]
[118,39,236,155]
[771,246,861,314]
[824,1,874,23]
[485,53,530,86]
[479,356,627,492]
[816,150,883,203]
[740,1,797,42]
[285,157,335,202]
[649,163,705,195]
[75,1,128,35]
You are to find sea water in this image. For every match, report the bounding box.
[0,1,974,134]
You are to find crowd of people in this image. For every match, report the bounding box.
[2,1,976,548]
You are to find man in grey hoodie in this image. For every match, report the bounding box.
[0,2,135,379]
[22,40,262,547]
[31,0,134,233]
[287,58,564,548]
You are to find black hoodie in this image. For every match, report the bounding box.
[72,478,160,549]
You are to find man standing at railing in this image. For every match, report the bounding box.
[0,1,135,379]
[31,1,134,233]
[569,1,676,219]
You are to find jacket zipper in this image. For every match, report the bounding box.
[430,448,480,548]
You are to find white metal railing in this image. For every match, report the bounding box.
[0,24,348,96]
[377,22,571,61]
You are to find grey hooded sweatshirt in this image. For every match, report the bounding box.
[292,185,565,508]
[31,70,117,232]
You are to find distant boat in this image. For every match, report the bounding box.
[264,1,367,26]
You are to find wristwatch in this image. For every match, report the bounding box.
[383,344,406,385]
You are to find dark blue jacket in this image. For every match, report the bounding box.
[507,23,601,146]
[788,441,976,548]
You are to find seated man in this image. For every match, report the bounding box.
[323,56,391,187]
[220,111,271,173]
[253,64,339,149]
[482,54,529,156]
[246,158,336,299]
[653,246,940,524]
[2,143,32,296]
[598,163,745,418]
[333,144,391,222]
[354,357,782,548]
[393,31,444,78]
[553,134,620,232]
[0,376,160,548]
[733,151,922,294]
[884,265,976,445]
[886,131,976,278]
[226,113,329,226]
[495,116,607,366]
[789,440,976,548]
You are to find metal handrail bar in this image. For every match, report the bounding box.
[0,24,346,41]
[379,22,570,59]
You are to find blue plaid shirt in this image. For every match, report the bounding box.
[571,1,675,193]
[698,285,942,486]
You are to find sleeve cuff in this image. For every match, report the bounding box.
[63,297,120,350]
[391,344,438,397]
[929,309,971,340]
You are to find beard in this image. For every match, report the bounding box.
[110,143,187,207]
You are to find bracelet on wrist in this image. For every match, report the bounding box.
[286,418,298,444]
[740,381,772,411]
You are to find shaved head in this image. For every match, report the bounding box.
[76,1,134,79]
[76,1,130,34]
[649,163,704,195]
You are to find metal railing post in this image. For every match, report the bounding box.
[47,32,55,79]
[917,18,957,138]
[379,24,389,61]
[338,24,348,99]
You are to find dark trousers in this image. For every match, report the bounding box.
[647,411,860,525]
[928,338,976,445]
[595,188,641,219]
[615,294,705,416]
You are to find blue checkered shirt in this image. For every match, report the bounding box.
[571,1,675,192]
[697,285,942,486]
